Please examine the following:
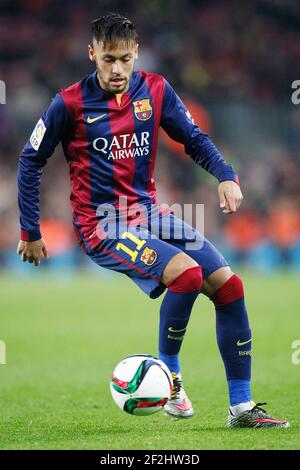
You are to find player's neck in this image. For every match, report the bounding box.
[96,72,128,104]
[115,94,123,106]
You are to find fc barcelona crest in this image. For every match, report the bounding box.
[140,247,157,266]
[133,99,152,121]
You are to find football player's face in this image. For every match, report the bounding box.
[88,40,138,94]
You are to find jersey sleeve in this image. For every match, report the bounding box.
[160,80,239,184]
[18,93,70,241]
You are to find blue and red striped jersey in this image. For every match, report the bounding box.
[18,70,238,247]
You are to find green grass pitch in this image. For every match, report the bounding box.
[0,271,299,450]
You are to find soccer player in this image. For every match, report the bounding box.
[17,13,289,428]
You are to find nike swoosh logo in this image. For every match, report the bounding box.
[86,114,106,124]
[237,338,252,347]
[168,327,187,333]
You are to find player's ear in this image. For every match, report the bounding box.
[135,43,139,60]
[88,44,95,62]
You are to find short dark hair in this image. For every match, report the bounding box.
[91,13,138,48]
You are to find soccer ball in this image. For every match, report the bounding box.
[110,354,173,416]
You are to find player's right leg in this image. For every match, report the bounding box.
[85,227,202,418]
[158,253,202,418]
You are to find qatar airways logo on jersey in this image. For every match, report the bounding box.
[93,132,150,160]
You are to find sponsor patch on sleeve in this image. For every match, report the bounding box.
[30,118,46,151]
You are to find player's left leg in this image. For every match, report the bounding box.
[165,209,290,427]
[202,267,290,428]
[202,268,253,416]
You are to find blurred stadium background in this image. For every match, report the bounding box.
[1,0,300,450]
[0,0,300,275]
[0,0,299,276]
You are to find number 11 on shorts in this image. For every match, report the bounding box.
[116,231,146,262]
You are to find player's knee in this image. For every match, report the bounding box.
[167,265,203,293]
[211,273,244,306]
[162,252,198,284]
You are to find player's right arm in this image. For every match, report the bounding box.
[17,93,70,265]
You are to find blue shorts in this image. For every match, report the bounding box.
[87,207,229,299]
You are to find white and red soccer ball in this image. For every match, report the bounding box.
[110,354,173,416]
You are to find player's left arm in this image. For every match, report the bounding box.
[217,180,243,214]
[160,80,243,214]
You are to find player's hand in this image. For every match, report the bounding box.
[16,238,49,266]
[218,180,243,214]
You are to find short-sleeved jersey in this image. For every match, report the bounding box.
[18,70,238,249]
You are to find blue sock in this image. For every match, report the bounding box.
[215,297,252,406]
[159,288,200,374]
[228,379,252,406]
[159,352,180,374]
